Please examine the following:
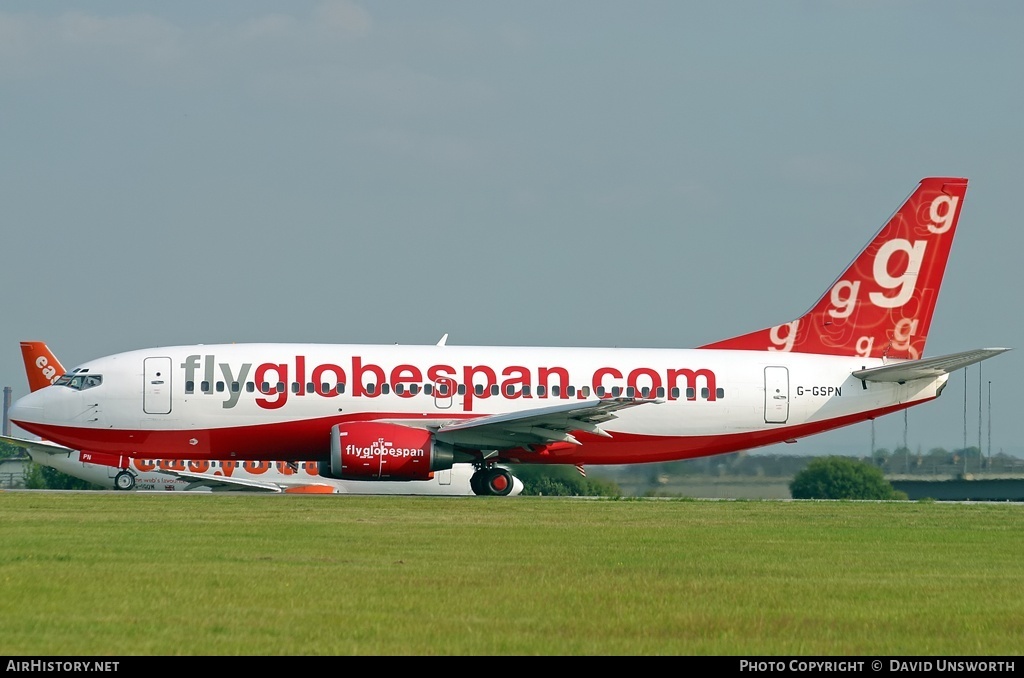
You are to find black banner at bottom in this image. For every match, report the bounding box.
[1,656,1020,674]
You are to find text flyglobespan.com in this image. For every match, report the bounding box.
[738,659,1016,672]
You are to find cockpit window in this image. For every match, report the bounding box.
[57,374,103,391]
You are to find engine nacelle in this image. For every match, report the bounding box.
[319,422,454,481]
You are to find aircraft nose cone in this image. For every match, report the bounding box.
[8,393,42,425]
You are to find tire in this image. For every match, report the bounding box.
[114,470,136,491]
[469,470,486,496]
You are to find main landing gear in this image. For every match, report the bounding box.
[113,470,136,491]
[470,466,516,496]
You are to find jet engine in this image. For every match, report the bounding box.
[318,422,455,481]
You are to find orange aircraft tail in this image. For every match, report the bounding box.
[20,341,67,392]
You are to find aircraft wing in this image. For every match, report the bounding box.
[158,468,340,493]
[853,347,1011,383]
[0,434,76,458]
[432,397,658,450]
[157,468,287,492]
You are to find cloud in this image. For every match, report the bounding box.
[0,2,373,82]
[312,0,372,38]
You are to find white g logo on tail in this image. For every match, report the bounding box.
[855,336,874,358]
[869,239,925,308]
[929,195,959,234]
[828,280,860,319]
[768,321,798,351]
[891,318,920,359]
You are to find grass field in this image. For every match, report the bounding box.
[1,491,1021,656]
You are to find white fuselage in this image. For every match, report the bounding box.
[9,342,945,466]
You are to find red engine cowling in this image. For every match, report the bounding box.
[322,422,454,481]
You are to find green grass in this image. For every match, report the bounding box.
[1,492,1021,655]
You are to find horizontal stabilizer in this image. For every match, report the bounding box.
[852,348,1012,383]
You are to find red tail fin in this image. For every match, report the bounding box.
[20,341,67,392]
[700,177,968,359]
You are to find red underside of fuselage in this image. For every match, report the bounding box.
[14,400,925,465]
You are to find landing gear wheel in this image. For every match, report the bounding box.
[114,470,136,491]
[470,470,486,496]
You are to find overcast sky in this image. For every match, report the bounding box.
[2,1,1022,459]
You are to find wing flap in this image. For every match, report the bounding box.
[853,347,1011,383]
[433,397,658,449]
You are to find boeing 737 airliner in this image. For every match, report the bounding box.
[9,178,1009,495]
[5,342,521,495]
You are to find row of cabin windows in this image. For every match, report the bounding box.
[184,380,725,400]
